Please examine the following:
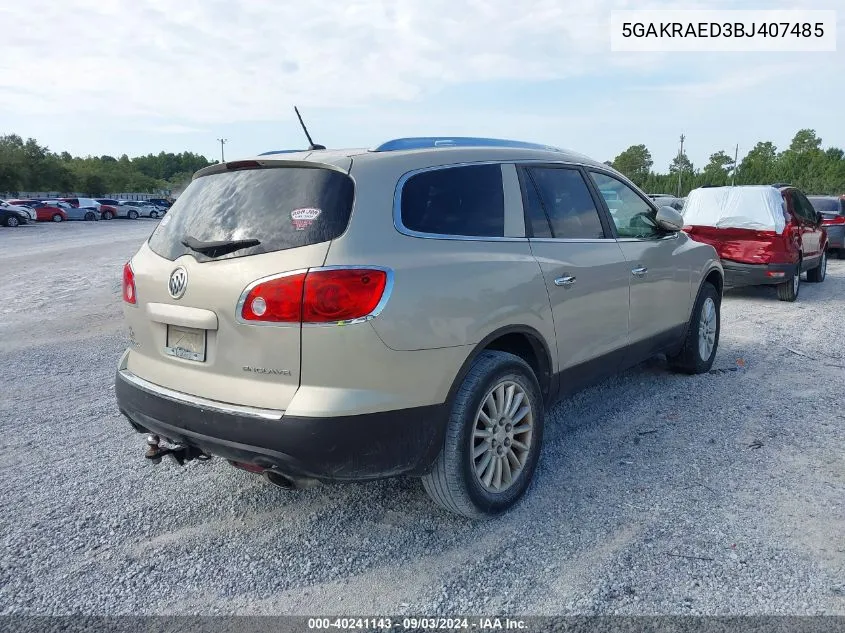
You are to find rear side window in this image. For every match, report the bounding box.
[148,166,354,262]
[522,167,605,239]
[400,164,504,237]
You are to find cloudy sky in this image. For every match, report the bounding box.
[1,0,842,170]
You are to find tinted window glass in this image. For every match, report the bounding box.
[400,165,504,237]
[518,169,552,238]
[789,191,812,221]
[589,171,660,238]
[808,197,840,214]
[524,167,604,239]
[148,167,354,262]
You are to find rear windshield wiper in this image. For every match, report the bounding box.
[181,235,261,258]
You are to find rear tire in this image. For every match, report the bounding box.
[777,268,800,302]
[128,210,139,220]
[102,211,112,220]
[807,251,826,283]
[421,350,544,519]
[52,213,63,222]
[668,282,720,375]
[6,216,20,227]
[150,211,158,219]
[84,211,95,221]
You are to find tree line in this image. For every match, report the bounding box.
[610,129,845,197]
[0,134,213,195]
[3,128,843,198]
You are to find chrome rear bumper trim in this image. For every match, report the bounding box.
[118,369,284,421]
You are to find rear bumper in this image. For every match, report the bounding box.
[722,260,797,288]
[115,368,448,482]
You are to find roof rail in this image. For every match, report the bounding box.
[258,149,308,156]
[372,137,561,152]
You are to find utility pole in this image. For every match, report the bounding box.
[731,144,739,186]
[217,138,227,163]
[676,134,685,197]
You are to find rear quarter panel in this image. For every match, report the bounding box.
[325,155,557,359]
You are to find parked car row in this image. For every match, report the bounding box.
[0,197,171,226]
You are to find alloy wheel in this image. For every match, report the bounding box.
[698,297,717,361]
[471,380,534,493]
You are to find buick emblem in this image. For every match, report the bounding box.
[168,267,188,299]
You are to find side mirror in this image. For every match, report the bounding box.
[656,206,684,232]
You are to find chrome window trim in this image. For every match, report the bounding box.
[529,237,617,244]
[393,160,528,242]
[392,158,612,242]
[616,233,680,243]
[118,369,284,421]
[235,266,395,328]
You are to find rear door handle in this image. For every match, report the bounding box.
[554,275,576,287]
[631,266,648,277]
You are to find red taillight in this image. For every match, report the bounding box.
[822,216,845,225]
[240,272,306,323]
[122,261,136,304]
[238,268,388,324]
[302,269,387,323]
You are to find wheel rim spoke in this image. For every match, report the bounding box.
[512,404,531,425]
[501,454,513,485]
[507,392,524,418]
[485,392,498,419]
[507,448,522,470]
[476,451,493,479]
[511,439,530,452]
[502,385,515,421]
[481,454,497,487]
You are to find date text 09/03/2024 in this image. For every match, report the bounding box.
[307,617,528,630]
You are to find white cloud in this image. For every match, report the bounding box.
[0,0,841,166]
[0,0,626,123]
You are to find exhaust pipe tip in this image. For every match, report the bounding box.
[263,469,320,490]
[264,470,296,490]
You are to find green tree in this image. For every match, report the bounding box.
[788,129,822,153]
[701,151,735,185]
[612,144,653,186]
[737,141,778,185]
[669,151,694,175]
[83,173,106,196]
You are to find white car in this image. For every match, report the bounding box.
[116,201,150,219]
[129,200,166,218]
[0,200,37,222]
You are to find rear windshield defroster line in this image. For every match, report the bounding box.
[148,166,354,262]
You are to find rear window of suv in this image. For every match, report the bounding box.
[808,197,844,215]
[147,166,355,262]
[400,164,505,237]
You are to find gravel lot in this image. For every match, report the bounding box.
[0,220,843,616]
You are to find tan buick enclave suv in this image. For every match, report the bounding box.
[115,137,724,518]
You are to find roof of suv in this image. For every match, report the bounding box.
[193,137,605,180]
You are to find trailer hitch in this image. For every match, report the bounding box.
[145,435,211,466]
